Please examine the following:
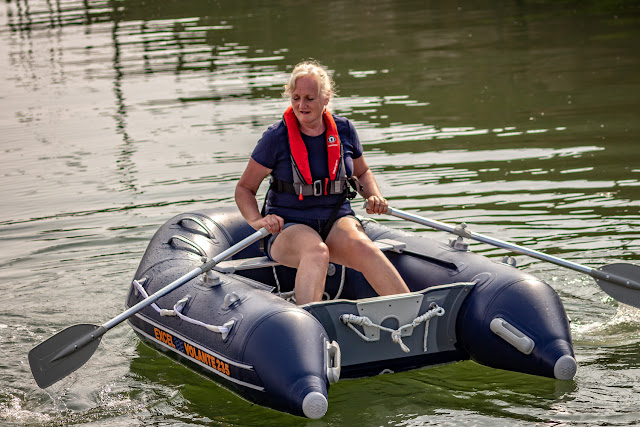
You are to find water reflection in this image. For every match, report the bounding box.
[4,0,639,250]
[3,1,640,426]
[4,0,639,227]
[111,9,138,194]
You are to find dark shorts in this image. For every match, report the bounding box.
[264,214,361,261]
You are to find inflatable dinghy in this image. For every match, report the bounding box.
[125,208,577,419]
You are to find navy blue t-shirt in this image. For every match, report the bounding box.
[251,114,363,220]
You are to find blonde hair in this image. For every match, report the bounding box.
[283,60,336,103]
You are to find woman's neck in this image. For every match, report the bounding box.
[298,120,326,137]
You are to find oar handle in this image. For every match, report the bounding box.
[103,227,269,330]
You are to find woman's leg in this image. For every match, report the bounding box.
[269,224,330,305]
[325,216,410,296]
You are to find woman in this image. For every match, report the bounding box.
[235,60,409,304]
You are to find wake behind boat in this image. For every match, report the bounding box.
[124,207,577,418]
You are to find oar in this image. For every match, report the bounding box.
[373,203,640,308]
[29,227,270,389]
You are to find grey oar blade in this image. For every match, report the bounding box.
[28,324,103,388]
[28,227,270,388]
[595,263,640,309]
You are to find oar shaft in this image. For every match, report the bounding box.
[386,206,593,275]
[386,206,640,290]
[103,268,202,330]
[103,227,269,330]
[203,227,270,271]
[51,326,108,361]
[29,226,269,389]
[380,206,640,296]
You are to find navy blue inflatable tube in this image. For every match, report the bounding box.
[241,309,329,418]
[126,210,332,418]
[457,277,576,380]
[350,218,577,380]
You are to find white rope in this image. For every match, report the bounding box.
[132,279,234,338]
[339,303,445,353]
[272,265,297,303]
[274,264,345,303]
[272,265,282,295]
[333,265,346,300]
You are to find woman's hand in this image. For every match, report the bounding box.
[251,214,284,234]
[365,195,388,215]
[236,159,283,233]
[353,156,388,215]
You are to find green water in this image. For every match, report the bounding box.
[1,0,639,425]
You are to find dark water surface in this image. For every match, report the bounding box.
[2,0,640,425]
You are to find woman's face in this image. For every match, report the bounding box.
[290,75,329,131]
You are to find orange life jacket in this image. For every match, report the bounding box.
[279,106,348,200]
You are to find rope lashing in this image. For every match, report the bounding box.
[132,279,234,339]
[339,302,445,353]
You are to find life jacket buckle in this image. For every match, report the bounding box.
[313,180,323,196]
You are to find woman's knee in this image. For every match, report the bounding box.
[302,241,330,265]
[346,235,377,255]
[338,237,378,268]
[271,225,328,265]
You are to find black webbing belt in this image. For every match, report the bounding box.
[318,176,361,240]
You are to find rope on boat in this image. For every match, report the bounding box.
[273,264,346,302]
[271,266,291,301]
[132,279,234,339]
[339,303,445,353]
[333,264,346,299]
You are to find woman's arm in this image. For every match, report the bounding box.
[352,155,389,214]
[235,158,284,233]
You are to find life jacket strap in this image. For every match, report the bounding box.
[270,177,348,197]
[317,176,363,240]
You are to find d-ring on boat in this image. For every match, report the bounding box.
[123,206,580,419]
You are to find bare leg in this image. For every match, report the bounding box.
[269,224,330,305]
[325,217,409,296]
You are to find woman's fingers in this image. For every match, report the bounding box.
[366,195,388,214]
[262,214,284,234]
